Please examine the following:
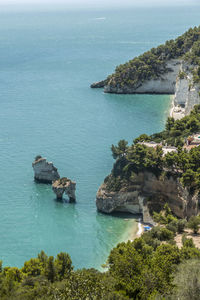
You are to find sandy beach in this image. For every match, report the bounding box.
[128,218,144,242]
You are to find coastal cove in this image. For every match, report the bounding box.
[1,5,200,270]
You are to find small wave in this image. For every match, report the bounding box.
[93,17,106,21]
[118,41,155,45]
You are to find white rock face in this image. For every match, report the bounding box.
[96,171,199,221]
[96,184,143,214]
[135,59,181,94]
[104,59,181,94]
[32,157,60,183]
[94,58,200,118]
[172,62,200,119]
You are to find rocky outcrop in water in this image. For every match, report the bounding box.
[32,156,60,183]
[91,79,109,88]
[52,177,76,202]
[96,171,200,223]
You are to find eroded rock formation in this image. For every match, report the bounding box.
[32,156,60,183]
[172,61,200,118]
[96,171,200,223]
[52,177,76,202]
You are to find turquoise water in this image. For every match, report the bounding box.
[0,5,200,270]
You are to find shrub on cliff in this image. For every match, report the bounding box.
[123,143,163,177]
[133,134,151,144]
[169,260,200,300]
[177,219,187,233]
[187,216,200,234]
[182,233,195,248]
[111,139,128,159]
[153,204,178,225]
[150,226,175,241]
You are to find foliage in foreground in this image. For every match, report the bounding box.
[1,210,200,300]
[169,259,200,300]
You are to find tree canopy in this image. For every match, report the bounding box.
[106,26,200,90]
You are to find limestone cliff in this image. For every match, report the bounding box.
[91,25,200,118]
[171,61,200,119]
[92,59,200,119]
[104,59,181,94]
[32,156,60,183]
[96,171,199,223]
[52,177,76,202]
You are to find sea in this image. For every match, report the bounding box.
[0,4,200,270]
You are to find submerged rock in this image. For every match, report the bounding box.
[32,155,60,183]
[52,177,76,202]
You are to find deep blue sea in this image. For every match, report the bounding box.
[0,4,200,270]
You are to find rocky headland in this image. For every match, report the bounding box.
[91,26,200,120]
[96,171,199,224]
[32,155,60,183]
[92,26,200,223]
[96,102,200,223]
[52,177,76,202]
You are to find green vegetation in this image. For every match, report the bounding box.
[151,104,200,146]
[1,221,200,299]
[107,105,200,192]
[106,26,200,89]
[187,216,200,234]
[178,70,186,79]
[170,260,200,300]
[0,202,199,299]
[58,177,71,185]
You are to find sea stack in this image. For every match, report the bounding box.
[52,177,76,202]
[32,155,60,183]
